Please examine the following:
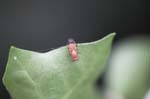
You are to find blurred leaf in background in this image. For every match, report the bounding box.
[105,35,150,99]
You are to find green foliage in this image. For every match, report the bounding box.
[3,33,115,99]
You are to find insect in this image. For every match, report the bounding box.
[67,38,78,61]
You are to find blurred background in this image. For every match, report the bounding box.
[0,0,149,99]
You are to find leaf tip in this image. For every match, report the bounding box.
[95,32,116,44]
[111,32,116,36]
[10,45,17,51]
[105,32,116,39]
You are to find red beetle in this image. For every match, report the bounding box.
[67,38,78,61]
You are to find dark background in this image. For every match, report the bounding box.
[0,0,149,98]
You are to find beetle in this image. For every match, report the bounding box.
[67,38,78,61]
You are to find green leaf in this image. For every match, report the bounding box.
[3,33,115,99]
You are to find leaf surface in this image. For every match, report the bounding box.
[3,33,115,99]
